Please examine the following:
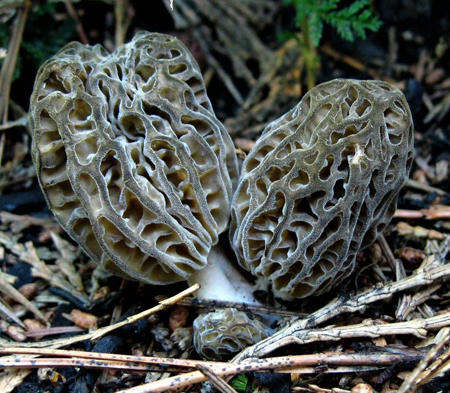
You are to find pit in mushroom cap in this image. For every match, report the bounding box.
[230,79,414,301]
[30,31,239,284]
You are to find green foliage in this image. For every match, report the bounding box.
[284,0,382,47]
[230,374,256,392]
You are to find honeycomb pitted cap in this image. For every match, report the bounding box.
[30,32,238,284]
[230,79,414,301]
[193,308,269,360]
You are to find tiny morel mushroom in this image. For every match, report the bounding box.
[29,31,238,283]
[193,307,269,360]
[230,79,414,301]
[188,244,274,360]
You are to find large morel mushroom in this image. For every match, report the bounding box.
[230,79,414,301]
[29,32,238,284]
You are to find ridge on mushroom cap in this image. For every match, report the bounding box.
[230,79,414,301]
[30,31,239,284]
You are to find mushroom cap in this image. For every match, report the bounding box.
[30,31,238,284]
[193,308,269,360]
[230,79,414,300]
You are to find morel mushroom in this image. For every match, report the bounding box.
[30,31,238,283]
[188,244,273,360]
[231,79,414,301]
[193,307,269,360]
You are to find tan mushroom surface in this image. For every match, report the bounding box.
[30,31,238,284]
[231,79,414,301]
[193,308,269,360]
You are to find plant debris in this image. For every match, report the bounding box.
[1,1,450,392]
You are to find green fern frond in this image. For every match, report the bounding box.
[285,0,382,46]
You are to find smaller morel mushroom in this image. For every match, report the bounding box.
[193,307,269,361]
[231,79,414,301]
[30,32,238,284]
[188,245,272,360]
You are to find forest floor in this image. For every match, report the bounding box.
[0,1,450,392]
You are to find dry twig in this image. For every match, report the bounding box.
[169,296,307,318]
[0,211,60,234]
[63,0,89,45]
[114,0,134,48]
[378,234,397,271]
[0,284,200,349]
[0,232,88,305]
[399,327,450,392]
[166,0,275,103]
[0,0,30,168]
[396,222,445,240]
[394,209,426,219]
[196,364,238,393]
[406,179,447,196]
[0,272,47,324]
[232,238,450,362]
[396,237,449,320]
[116,351,424,393]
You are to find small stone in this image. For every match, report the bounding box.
[351,383,373,393]
[70,309,98,329]
[18,283,38,299]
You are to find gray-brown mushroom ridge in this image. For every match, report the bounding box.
[29,31,238,284]
[230,79,414,301]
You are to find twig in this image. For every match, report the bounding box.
[196,364,238,393]
[117,351,424,393]
[232,238,450,361]
[63,0,89,45]
[0,347,210,369]
[417,342,450,386]
[114,0,134,48]
[422,205,450,220]
[393,209,425,219]
[0,284,200,349]
[0,357,183,373]
[397,284,442,321]
[0,0,30,167]
[406,179,447,196]
[397,238,448,320]
[0,211,60,233]
[0,368,32,393]
[90,284,199,340]
[193,29,244,105]
[0,351,389,376]
[265,312,450,346]
[0,116,27,131]
[0,233,89,306]
[0,348,423,378]
[0,272,47,324]
[172,296,307,318]
[321,43,395,84]
[399,327,450,393]
[50,232,84,292]
[169,0,273,100]
[24,326,84,338]
[396,222,445,240]
[0,297,24,328]
[378,234,397,271]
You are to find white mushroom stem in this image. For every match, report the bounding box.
[189,245,279,360]
[187,244,262,306]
